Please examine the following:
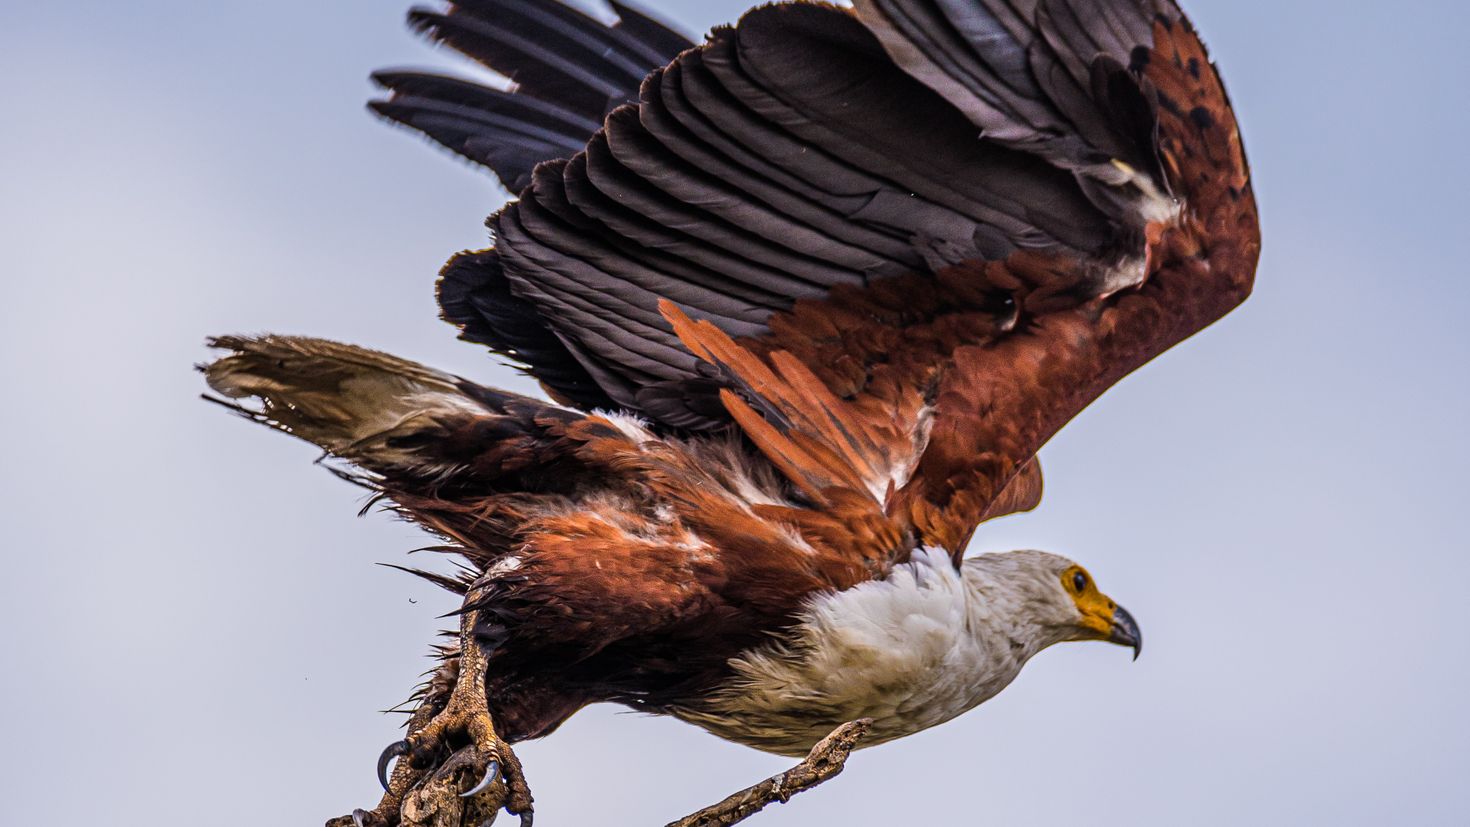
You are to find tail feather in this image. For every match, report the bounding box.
[201,335,575,487]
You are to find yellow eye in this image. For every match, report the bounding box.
[1072,571,1087,593]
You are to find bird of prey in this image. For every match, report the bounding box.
[203,0,1258,823]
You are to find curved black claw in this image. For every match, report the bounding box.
[377,740,410,791]
[460,759,500,799]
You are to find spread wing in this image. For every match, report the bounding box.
[377,0,1259,559]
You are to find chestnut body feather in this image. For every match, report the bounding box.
[206,0,1257,757]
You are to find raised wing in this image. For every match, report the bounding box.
[380,0,1259,557]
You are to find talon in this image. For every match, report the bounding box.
[351,809,368,827]
[460,758,500,798]
[377,740,410,791]
[519,810,533,827]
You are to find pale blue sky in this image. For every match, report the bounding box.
[1,1,1466,824]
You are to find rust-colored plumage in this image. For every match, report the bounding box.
[204,0,1258,822]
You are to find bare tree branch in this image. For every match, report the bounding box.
[665,719,874,827]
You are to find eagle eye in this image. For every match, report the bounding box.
[1072,572,1087,593]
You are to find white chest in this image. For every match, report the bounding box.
[673,549,1045,757]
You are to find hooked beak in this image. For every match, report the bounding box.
[1108,605,1143,661]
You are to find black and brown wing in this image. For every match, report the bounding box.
[387,0,1258,557]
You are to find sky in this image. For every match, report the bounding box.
[1,1,1467,825]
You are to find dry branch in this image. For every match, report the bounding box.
[666,718,873,827]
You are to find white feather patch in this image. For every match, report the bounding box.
[673,549,1080,756]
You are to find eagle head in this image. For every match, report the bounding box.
[971,550,1143,661]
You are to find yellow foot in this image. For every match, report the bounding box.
[329,609,533,827]
[384,692,533,826]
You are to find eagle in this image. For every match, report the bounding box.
[203,0,1258,823]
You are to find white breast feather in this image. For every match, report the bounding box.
[674,548,1049,756]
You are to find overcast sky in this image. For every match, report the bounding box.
[2,1,1467,824]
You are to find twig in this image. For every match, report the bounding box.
[665,719,873,827]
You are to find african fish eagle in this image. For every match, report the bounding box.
[203,0,1258,823]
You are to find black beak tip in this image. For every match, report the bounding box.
[1110,605,1142,661]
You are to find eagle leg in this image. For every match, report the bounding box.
[329,609,534,827]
